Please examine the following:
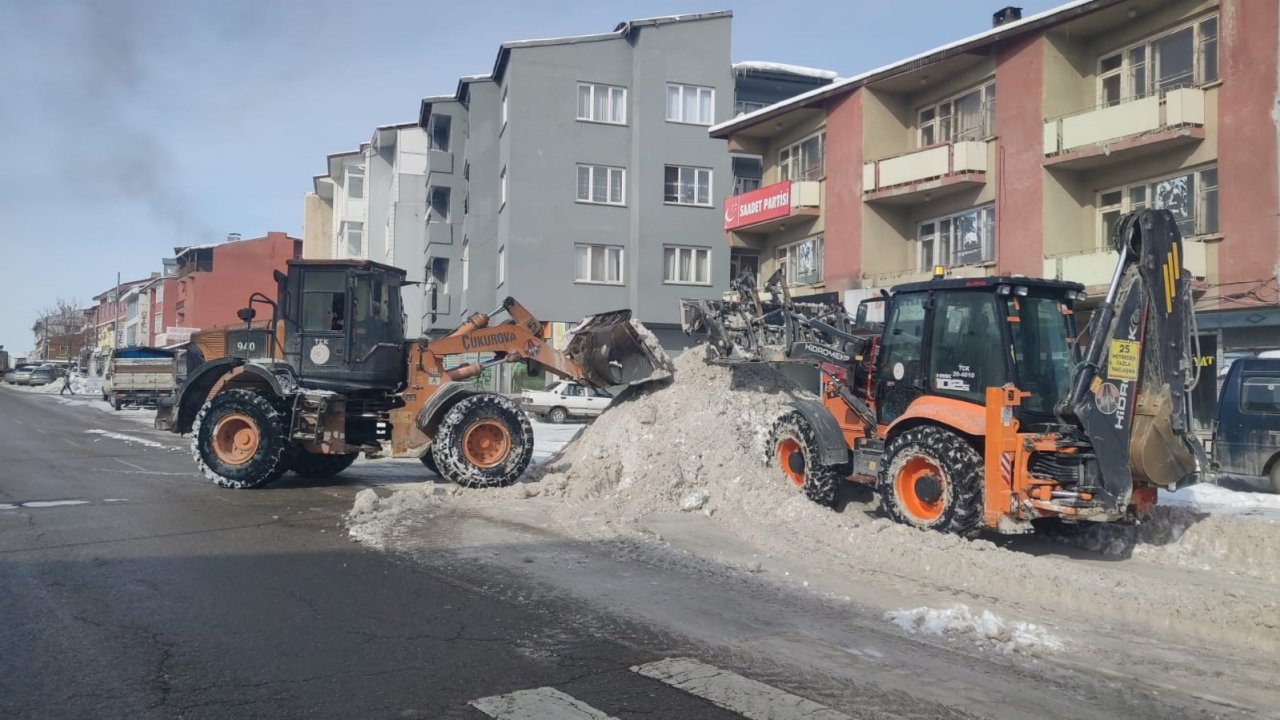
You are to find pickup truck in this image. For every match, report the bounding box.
[520,381,613,423]
[103,346,176,410]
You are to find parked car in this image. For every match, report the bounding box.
[27,364,66,387]
[519,380,614,423]
[1213,357,1280,492]
[5,364,37,385]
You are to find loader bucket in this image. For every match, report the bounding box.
[565,310,673,387]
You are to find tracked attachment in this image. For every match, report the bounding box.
[565,310,672,387]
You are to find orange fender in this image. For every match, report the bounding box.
[886,395,987,438]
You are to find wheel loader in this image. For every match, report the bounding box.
[681,209,1208,535]
[156,258,670,489]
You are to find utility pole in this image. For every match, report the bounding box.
[114,271,122,349]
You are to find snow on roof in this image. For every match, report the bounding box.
[732,61,839,80]
[711,0,1103,137]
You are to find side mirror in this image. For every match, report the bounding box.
[237,307,256,323]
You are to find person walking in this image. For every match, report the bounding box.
[59,370,73,395]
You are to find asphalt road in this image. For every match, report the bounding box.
[0,387,1257,720]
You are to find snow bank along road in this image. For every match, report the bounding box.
[351,350,1280,719]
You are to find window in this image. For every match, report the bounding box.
[576,164,625,205]
[1097,14,1218,105]
[429,186,450,221]
[429,257,449,296]
[1097,166,1218,242]
[734,177,761,194]
[734,99,767,117]
[730,251,760,284]
[779,132,826,182]
[917,205,995,270]
[664,165,712,206]
[666,83,714,125]
[1241,376,1280,414]
[917,81,994,146]
[499,167,507,208]
[342,221,364,257]
[577,83,627,124]
[663,246,711,285]
[575,244,623,284]
[461,238,470,292]
[501,88,508,128]
[301,271,347,332]
[776,235,824,286]
[928,292,1009,404]
[732,156,762,194]
[497,246,506,286]
[562,383,583,397]
[345,167,364,200]
[428,113,451,152]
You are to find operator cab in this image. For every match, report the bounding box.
[276,259,408,393]
[874,276,1085,427]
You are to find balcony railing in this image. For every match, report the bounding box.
[1043,87,1206,156]
[1043,241,1207,288]
[862,140,988,195]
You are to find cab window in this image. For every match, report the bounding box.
[927,291,1007,403]
[301,271,347,332]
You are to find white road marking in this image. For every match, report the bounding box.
[470,687,617,719]
[632,657,852,720]
[21,500,91,508]
[85,429,165,449]
[0,503,18,510]
[113,457,149,472]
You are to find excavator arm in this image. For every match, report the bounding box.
[1058,209,1209,508]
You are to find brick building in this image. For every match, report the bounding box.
[714,0,1278,363]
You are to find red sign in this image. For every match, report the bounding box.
[723,181,792,231]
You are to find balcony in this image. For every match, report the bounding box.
[426,221,456,248]
[723,180,821,234]
[1042,240,1208,290]
[1043,88,1206,170]
[862,141,988,204]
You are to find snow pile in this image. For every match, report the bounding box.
[733,60,840,80]
[348,485,452,550]
[515,345,820,527]
[29,374,101,395]
[1162,484,1280,520]
[887,604,1065,656]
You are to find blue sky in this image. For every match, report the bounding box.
[0,0,1062,355]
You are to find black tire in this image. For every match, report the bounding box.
[419,452,439,475]
[112,396,122,411]
[431,393,533,489]
[1269,461,1280,494]
[878,425,983,536]
[768,410,842,507]
[547,406,568,424]
[192,389,293,489]
[291,451,358,478]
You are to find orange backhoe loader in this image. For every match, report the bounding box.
[157,259,669,489]
[681,209,1207,535]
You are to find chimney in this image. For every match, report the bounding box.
[993,6,1022,27]
[227,233,242,243]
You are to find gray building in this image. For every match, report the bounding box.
[418,11,835,354]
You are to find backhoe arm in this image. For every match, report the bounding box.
[1059,209,1207,508]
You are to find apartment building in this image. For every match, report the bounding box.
[714,0,1279,365]
[414,11,835,351]
[304,124,431,334]
[169,232,301,334]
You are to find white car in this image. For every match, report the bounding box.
[520,381,614,423]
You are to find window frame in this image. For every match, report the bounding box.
[1095,165,1219,245]
[1095,13,1219,106]
[775,235,825,287]
[916,204,996,271]
[665,83,715,126]
[428,186,451,222]
[576,82,628,125]
[499,167,507,209]
[576,164,626,206]
[497,246,506,287]
[778,130,827,182]
[574,244,625,285]
[427,113,451,152]
[916,80,995,147]
[461,238,470,292]
[341,220,365,258]
[345,166,365,200]
[501,88,509,130]
[663,245,713,286]
[663,164,713,207]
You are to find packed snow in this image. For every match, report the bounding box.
[887,604,1065,656]
[349,347,1280,660]
[1161,483,1280,520]
[733,60,839,79]
[85,429,166,449]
